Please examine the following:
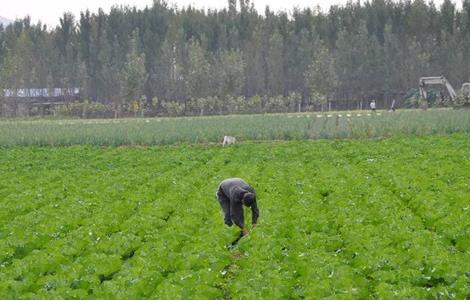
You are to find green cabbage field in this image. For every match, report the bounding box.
[1,134,469,299]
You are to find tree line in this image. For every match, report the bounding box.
[1,0,470,116]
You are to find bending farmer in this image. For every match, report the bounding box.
[216,178,259,236]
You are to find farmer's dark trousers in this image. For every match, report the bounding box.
[216,187,233,226]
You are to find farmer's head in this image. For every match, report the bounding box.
[242,192,256,207]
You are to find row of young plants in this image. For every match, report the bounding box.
[0,135,469,298]
[1,109,470,147]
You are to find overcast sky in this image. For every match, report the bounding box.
[1,0,456,27]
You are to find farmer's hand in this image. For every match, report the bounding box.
[241,228,249,236]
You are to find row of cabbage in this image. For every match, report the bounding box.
[0,135,469,298]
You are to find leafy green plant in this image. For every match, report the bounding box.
[0,135,469,298]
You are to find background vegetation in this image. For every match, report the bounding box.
[1,0,470,116]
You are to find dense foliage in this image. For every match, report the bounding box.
[0,109,469,147]
[0,135,469,298]
[1,0,470,114]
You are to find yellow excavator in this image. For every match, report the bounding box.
[419,76,470,107]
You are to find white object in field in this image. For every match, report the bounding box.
[222,136,236,146]
[316,115,323,118]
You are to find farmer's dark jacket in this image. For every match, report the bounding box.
[217,178,259,228]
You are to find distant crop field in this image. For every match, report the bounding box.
[1,135,469,298]
[0,109,469,146]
